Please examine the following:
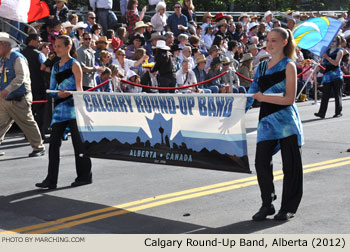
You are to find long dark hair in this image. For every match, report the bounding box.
[154,48,169,63]
[212,35,223,48]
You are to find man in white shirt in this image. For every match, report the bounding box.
[89,0,118,34]
[176,58,197,93]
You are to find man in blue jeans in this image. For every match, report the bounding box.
[89,0,118,35]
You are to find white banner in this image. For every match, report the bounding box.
[73,92,251,173]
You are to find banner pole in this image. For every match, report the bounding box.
[296,63,319,100]
[313,64,319,105]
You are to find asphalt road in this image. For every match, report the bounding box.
[0,97,350,234]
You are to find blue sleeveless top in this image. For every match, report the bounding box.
[321,48,343,84]
[49,58,78,125]
[247,57,304,153]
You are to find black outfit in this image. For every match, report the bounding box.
[21,45,50,140]
[50,5,69,22]
[151,51,176,93]
[46,119,92,185]
[317,48,343,117]
[232,31,243,42]
[181,7,196,25]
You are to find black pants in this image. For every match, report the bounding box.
[318,79,343,116]
[45,119,91,184]
[255,134,303,213]
[158,75,176,93]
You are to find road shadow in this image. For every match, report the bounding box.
[0,143,31,151]
[0,188,285,234]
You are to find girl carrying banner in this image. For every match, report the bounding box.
[36,35,92,189]
[246,28,304,221]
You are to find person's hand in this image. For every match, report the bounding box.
[96,66,106,73]
[142,6,147,13]
[57,90,72,99]
[322,53,328,59]
[0,89,9,99]
[143,55,149,61]
[252,91,265,102]
[178,25,186,30]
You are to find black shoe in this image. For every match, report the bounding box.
[28,149,45,157]
[252,205,276,221]
[314,112,325,119]
[333,113,343,118]
[35,180,57,189]
[71,180,92,187]
[274,211,295,221]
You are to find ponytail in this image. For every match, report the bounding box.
[271,27,296,60]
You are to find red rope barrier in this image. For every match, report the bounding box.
[86,79,111,92]
[32,100,48,104]
[120,71,227,90]
[235,71,253,82]
[297,66,313,77]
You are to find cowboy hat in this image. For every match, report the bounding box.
[240,53,253,63]
[134,21,148,30]
[214,12,227,21]
[155,40,170,50]
[239,13,249,21]
[196,54,207,64]
[264,10,273,19]
[257,51,271,61]
[62,21,74,28]
[248,22,259,31]
[216,19,228,27]
[0,32,17,47]
[203,12,214,20]
[73,21,87,30]
[292,11,300,17]
[222,56,234,65]
[211,56,223,66]
[96,36,111,44]
[150,32,163,41]
[116,49,126,55]
[30,22,43,28]
[250,15,258,19]
[248,44,258,51]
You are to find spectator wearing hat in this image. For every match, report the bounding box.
[145,32,163,62]
[144,22,154,43]
[89,0,119,35]
[205,45,219,71]
[113,49,148,78]
[125,70,142,93]
[84,12,96,33]
[264,11,274,31]
[213,13,227,23]
[239,13,249,31]
[176,58,197,93]
[192,54,211,93]
[151,1,168,33]
[151,40,176,93]
[72,22,88,49]
[237,53,254,90]
[126,32,145,59]
[207,56,225,93]
[127,0,147,39]
[62,22,75,38]
[49,0,69,23]
[221,56,245,93]
[0,32,45,157]
[134,21,149,36]
[203,24,214,51]
[248,22,259,38]
[28,22,43,35]
[166,2,189,38]
[202,12,214,37]
[95,36,112,64]
[170,44,182,72]
[215,19,228,41]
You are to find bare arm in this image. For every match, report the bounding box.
[72,61,83,91]
[253,61,297,105]
[322,50,343,67]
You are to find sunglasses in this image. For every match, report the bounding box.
[174,6,181,9]
[118,54,126,57]
[89,17,96,20]
[83,37,91,40]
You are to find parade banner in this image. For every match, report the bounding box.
[73,92,251,173]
